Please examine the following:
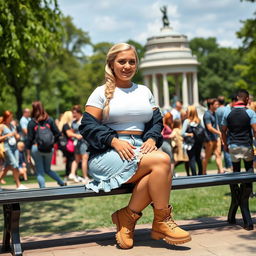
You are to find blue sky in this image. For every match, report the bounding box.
[58,0,254,51]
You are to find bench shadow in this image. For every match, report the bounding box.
[5,217,253,253]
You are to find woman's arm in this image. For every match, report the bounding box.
[0,124,16,142]
[80,106,136,161]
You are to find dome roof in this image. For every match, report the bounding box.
[140,27,199,70]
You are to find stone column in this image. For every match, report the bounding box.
[152,73,159,106]
[182,72,188,108]
[162,73,170,109]
[143,75,150,88]
[193,72,199,106]
[175,74,180,100]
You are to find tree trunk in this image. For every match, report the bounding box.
[15,86,23,119]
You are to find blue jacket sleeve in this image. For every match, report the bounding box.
[142,108,163,148]
[79,112,118,150]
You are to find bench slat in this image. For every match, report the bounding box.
[0,172,255,204]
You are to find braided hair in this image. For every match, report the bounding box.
[103,43,139,119]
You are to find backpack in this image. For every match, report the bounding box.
[191,124,208,143]
[34,121,55,152]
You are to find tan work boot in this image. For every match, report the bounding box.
[151,205,191,245]
[111,206,142,249]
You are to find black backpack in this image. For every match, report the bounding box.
[191,124,208,143]
[34,121,55,152]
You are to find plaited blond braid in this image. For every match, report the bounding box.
[103,43,139,119]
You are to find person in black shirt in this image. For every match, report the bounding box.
[26,101,65,188]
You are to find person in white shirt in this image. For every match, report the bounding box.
[79,43,191,249]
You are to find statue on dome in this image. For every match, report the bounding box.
[160,5,170,28]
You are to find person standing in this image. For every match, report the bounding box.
[160,112,176,176]
[26,101,65,188]
[203,98,224,175]
[0,111,27,189]
[58,111,76,182]
[182,105,203,176]
[170,101,183,122]
[221,89,256,173]
[19,108,31,142]
[216,96,232,172]
[79,43,191,249]
[221,89,256,230]
[70,105,90,184]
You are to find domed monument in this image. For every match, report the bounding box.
[140,6,199,109]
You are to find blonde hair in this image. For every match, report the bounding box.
[103,43,139,118]
[187,105,200,124]
[17,141,25,150]
[58,111,73,132]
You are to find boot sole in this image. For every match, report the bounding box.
[111,212,133,249]
[151,230,191,245]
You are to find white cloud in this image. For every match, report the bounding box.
[58,0,254,48]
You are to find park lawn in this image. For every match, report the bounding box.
[0,185,255,237]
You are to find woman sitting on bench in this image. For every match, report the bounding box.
[79,43,191,249]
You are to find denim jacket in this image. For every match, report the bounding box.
[79,108,163,160]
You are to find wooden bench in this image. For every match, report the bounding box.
[1,171,256,256]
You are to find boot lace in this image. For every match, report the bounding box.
[164,214,178,230]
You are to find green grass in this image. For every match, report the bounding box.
[0,185,255,237]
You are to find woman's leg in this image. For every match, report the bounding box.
[70,154,80,176]
[214,139,224,173]
[195,144,203,175]
[113,151,190,248]
[202,141,213,175]
[187,149,197,176]
[43,152,64,186]
[66,152,74,177]
[81,153,89,178]
[127,151,172,211]
[12,167,21,187]
[31,146,46,188]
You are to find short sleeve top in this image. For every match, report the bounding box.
[86,83,157,132]
[203,110,218,141]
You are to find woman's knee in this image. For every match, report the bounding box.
[148,151,171,168]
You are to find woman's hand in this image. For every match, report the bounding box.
[140,138,157,154]
[111,138,136,161]
[186,133,194,137]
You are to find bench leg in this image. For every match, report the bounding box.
[239,183,253,230]
[228,184,240,224]
[2,203,23,256]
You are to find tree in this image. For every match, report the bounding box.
[28,15,91,116]
[189,37,241,100]
[235,1,256,95]
[0,0,63,117]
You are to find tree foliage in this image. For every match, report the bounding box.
[190,37,241,100]
[0,0,63,117]
[235,1,256,95]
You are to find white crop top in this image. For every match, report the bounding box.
[86,83,157,131]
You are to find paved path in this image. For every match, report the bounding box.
[0,216,255,256]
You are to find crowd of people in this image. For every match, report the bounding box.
[0,92,255,189]
[0,103,91,189]
[161,93,256,177]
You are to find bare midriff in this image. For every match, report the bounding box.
[117,130,143,135]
